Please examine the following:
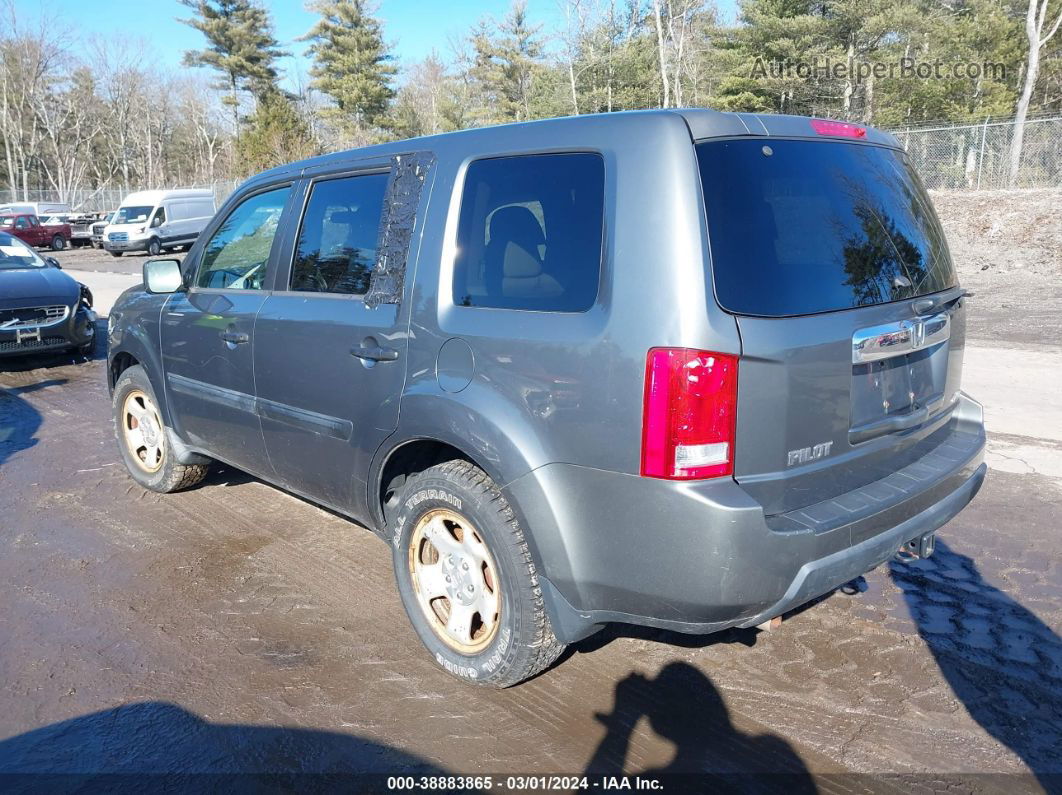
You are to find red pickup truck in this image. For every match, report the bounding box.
[0,213,70,250]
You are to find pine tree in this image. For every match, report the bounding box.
[236,90,317,174]
[468,1,545,123]
[180,0,287,136]
[301,0,397,129]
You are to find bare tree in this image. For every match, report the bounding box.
[1008,0,1062,185]
[36,68,103,201]
[0,1,66,199]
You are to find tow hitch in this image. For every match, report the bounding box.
[897,532,936,560]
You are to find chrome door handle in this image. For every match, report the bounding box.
[350,345,398,362]
[220,330,249,345]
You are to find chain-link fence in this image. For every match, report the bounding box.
[2,180,239,214]
[888,115,1062,190]
[5,115,1060,210]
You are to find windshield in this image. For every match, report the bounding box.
[114,205,153,224]
[0,232,47,269]
[697,139,957,317]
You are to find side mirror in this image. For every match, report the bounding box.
[144,258,183,294]
[151,216,163,228]
[45,256,61,269]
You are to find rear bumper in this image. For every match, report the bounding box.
[506,392,986,643]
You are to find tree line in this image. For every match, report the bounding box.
[2,0,1059,204]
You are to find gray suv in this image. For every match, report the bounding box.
[107,110,986,687]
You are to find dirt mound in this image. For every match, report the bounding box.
[930,188,1061,345]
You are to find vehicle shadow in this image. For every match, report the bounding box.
[584,661,816,791]
[0,380,60,470]
[0,701,446,791]
[889,540,1062,789]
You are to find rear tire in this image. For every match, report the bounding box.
[113,365,210,493]
[50,235,65,250]
[391,459,564,687]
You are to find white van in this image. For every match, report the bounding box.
[0,201,73,217]
[103,189,216,257]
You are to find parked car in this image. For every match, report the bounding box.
[91,212,117,249]
[0,231,96,357]
[0,213,70,250]
[107,110,986,687]
[103,189,216,257]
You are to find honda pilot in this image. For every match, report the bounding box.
[107,110,986,687]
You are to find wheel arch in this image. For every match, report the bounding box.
[107,313,171,425]
[370,435,494,535]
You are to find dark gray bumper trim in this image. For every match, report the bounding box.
[736,461,988,629]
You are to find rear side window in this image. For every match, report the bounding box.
[453,153,604,312]
[290,173,388,295]
[697,139,957,317]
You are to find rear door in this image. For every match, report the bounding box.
[252,155,433,513]
[161,184,294,474]
[697,137,966,517]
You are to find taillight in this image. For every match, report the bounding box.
[641,348,738,480]
[810,118,866,138]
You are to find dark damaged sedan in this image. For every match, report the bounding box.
[0,231,96,358]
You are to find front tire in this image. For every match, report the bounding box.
[146,237,161,257]
[391,459,564,687]
[109,250,123,257]
[50,235,65,250]
[113,365,210,493]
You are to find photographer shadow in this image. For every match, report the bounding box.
[585,661,817,792]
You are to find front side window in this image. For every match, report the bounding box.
[152,207,166,226]
[196,187,290,290]
[290,173,388,295]
[15,216,28,229]
[452,153,605,312]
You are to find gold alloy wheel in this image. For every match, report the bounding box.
[408,508,502,654]
[121,389,165,474]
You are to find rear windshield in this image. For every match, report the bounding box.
[697,139,957,317]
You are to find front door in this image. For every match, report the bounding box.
[253,162,429,514]
[161,184,293,475]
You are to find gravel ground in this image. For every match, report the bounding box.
[931,188,1062,345]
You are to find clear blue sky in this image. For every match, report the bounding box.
[13,0,739,87]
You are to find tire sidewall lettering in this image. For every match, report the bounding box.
[392,482,517,681]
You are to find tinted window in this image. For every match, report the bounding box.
[290,173,388,294]
[197,187,290,290]
[697,139,957,317]
[453,153,604,312]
